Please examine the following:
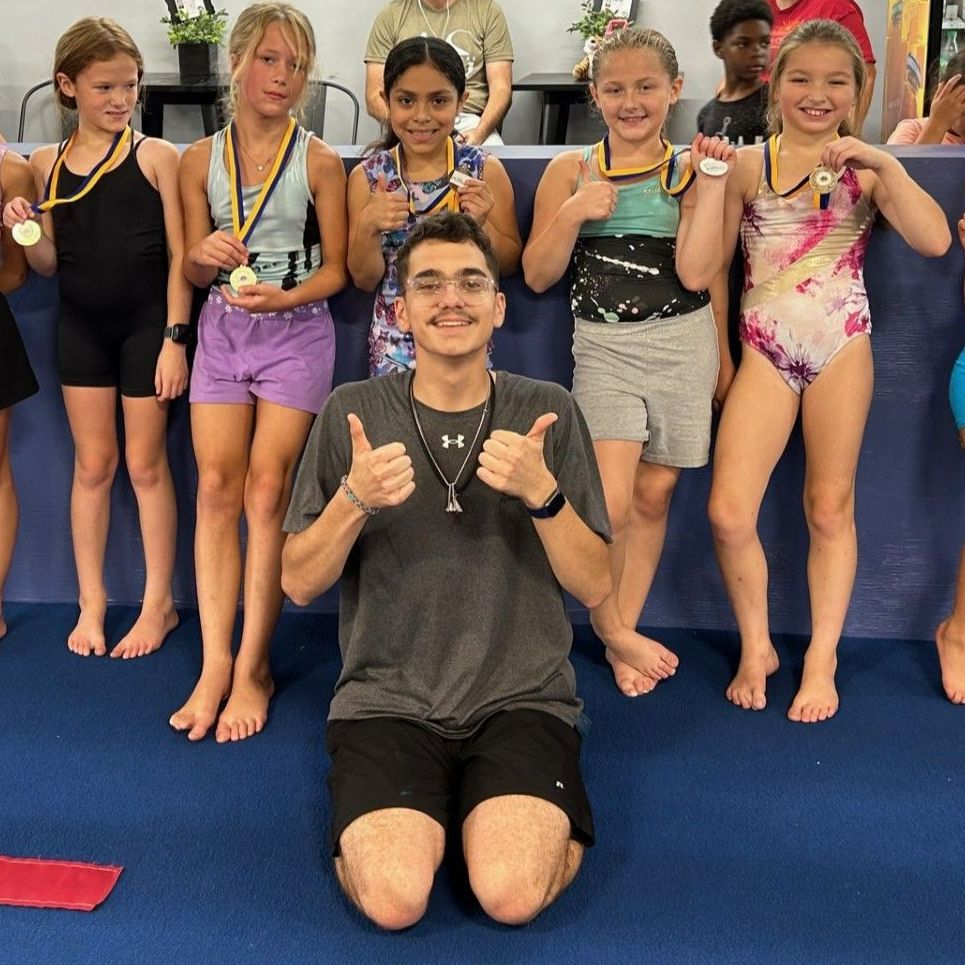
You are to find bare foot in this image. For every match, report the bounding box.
[67,603,107,657]
[593,620,679,695]
[215,666,275,743]
[605,648,656,697]
[936,619,965,704]
[110,606,179,659]
[726,643,780,711]
[0,612,6,640]
[169,656,233,741]
[788,651,838,723]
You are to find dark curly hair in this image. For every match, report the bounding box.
[710,0,773,43]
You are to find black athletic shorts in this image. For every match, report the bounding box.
[58,307,164,398]
[325,708,595,855]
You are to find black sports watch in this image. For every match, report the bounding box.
[163,324,193,345]
[528,485,566,519]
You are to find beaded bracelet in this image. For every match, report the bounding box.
[340,475,379,516]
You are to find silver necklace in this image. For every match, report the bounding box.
[417,0,451,40]
[409,371,494,513]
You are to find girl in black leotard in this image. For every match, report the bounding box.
[0,144,39,641]
[2,18,191,658]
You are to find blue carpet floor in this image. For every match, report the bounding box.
[1,603,963,965]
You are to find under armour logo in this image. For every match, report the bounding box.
[441,434,465,449]
[555,780,565,790]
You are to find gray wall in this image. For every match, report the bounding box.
[1,0,886,146]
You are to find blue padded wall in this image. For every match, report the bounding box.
[6,147,965,638]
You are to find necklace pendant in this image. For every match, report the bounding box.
[446,484,463,514]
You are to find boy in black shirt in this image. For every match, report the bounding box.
[697,0,773,144]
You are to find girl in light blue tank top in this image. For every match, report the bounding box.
[173,3,348,745]
[522,27,735,700]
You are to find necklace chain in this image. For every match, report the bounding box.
[417,0,451,40]
[409,372,494,513]
[237,137,276,173]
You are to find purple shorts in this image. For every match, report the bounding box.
[190,290,335,413]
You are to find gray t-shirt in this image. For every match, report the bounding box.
[284,371,610,738]
[364,0,514,117]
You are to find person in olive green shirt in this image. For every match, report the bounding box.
[364,0,514,145]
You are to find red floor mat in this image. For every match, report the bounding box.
[0,855,122,910]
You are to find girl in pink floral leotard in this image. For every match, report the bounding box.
[740,159,873,393]
[705,20,950,724]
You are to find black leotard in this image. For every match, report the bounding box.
[52,138,167,397]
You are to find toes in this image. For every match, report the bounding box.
[751,688,766,711]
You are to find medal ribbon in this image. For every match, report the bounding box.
[392,137,458,215]
[595,136,695,197]
[32,127,132,215]
[226,117,299,245]
[764,134,833,210]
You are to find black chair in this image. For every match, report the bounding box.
[18,76,359,145]
[17,80,77,141]
[306,79,360,145]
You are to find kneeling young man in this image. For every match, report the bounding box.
[282,212,611,929]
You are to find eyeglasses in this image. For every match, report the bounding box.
[405,275,498,303]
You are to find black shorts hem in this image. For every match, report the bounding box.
[325,710,594,856]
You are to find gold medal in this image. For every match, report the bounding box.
[12,220,42,247]
[809,166,839,194]
[229,265,257,291]
[698,157,729,178]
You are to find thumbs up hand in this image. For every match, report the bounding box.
[563,158,618,224]
[476,412,560,508]
[364,171,410,233]
[344,413,415,511]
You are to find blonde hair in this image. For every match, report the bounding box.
[767,19,865,136]
[227,2,316,118]
[589,26,680,85]
[53,17,143,111]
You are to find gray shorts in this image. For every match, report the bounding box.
[571,304,719,468]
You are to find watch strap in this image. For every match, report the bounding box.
[528,486,566,519]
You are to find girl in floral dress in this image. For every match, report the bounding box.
[347,36,519,376]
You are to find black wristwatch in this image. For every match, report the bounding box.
[528,485,566,519]
[163,324,193,345]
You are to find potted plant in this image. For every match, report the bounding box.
[162,0,229,83]
[567,1,634,80]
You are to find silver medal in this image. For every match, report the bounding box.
[698,157,729,178]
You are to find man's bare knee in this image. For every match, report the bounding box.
[334,809,444,930]
[470,862,548,925]
[335,852,433,930]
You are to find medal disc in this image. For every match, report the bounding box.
[12,220,42,247]
[809,167,839,194]
[229,265,257,291]
[698,157,729,178]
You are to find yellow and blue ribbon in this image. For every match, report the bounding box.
[596,136,695,197]
[226,117,299,245]
[391,137,459,215]
[32,127,132,215]
[764,134,833,210]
